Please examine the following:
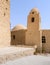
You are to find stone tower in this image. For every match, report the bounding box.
[27,8,40,31]
[0,0,11,47]
[26,8,41,52]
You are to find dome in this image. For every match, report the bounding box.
[12,24,27,31]
[31,8,39,14]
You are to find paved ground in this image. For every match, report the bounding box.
[1,55,50,65]
[0,46,35,64]
[0,46,50,65]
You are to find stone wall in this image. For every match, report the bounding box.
[0,0,11,47]
[11,30,26,45]
[42,30,50,53]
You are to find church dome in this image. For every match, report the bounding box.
[12,24,27,31]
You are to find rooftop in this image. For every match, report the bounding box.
[12,24,27,31]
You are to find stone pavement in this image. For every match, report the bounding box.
[0,46,35,64]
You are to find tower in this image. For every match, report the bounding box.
[26,8,41,52]
[0,0,11,47]
[27,8,40,31]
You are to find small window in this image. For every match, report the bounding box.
[6,8,7,10]
[6,0,8,1]
[13,35,15,39]
[31,18,34,22]
[32,12,34,14]
[42,36,46,43]
[4,13,6,16]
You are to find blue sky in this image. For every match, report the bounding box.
[10,0,50,29]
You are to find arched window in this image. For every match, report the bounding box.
[31,17,34,22]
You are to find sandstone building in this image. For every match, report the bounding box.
[11,8,50,53]
[11,25,27,45]
[0,0,11,47]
